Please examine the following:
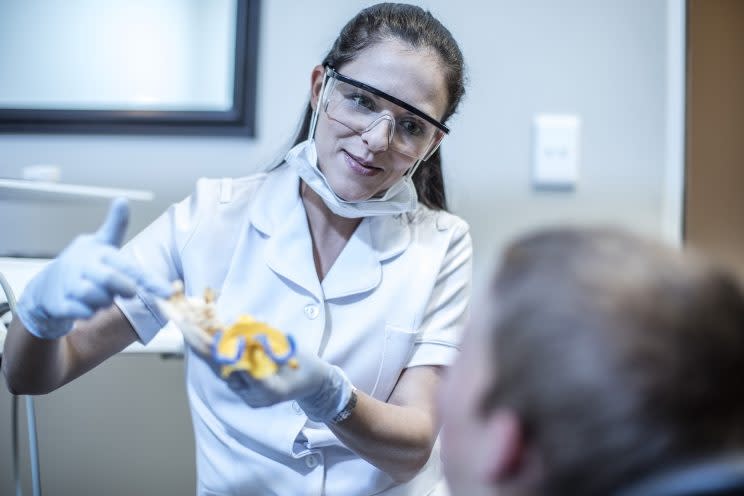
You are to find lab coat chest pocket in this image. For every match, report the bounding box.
[370,324,419,401]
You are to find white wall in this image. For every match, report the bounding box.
[441,0,669,289]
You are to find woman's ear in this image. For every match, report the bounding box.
[310,65,326,111]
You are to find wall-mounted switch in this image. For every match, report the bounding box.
[532,114,581,189]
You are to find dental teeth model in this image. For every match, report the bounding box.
[161,281,298,378]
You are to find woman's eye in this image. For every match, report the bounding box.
[400,119,424,137]
[348,93,375,111]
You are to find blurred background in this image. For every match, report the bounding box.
[1,0,742,494]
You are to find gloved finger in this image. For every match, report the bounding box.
[57,298,96,320]
[82,262,137,299]
[241,395,278,408]
[102,251,172,298]
[66,279,115,309]
[94,198,130,248]
[137,274,173,299]
[260,374,292,397]
[226,371,252,391]
[226,373,244,390]
[226,372,284,407]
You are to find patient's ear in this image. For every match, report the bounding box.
[478,410,526,484]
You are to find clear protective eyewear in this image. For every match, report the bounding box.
[318,67,449,161]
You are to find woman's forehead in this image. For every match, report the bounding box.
[338,40,448,118]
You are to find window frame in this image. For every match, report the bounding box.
[0,0,261,137]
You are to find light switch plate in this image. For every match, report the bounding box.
[532,114,581,189]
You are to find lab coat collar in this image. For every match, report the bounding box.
[248,164,297,237]
[248,164,411,299]
[320,218,380,300]
[368,213,412,261]
[251,165,322,299]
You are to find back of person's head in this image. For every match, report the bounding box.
[479,227,744,495]
[291,2,466,211]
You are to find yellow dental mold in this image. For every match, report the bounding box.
[215,315,299,379]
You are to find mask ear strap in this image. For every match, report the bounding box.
[308,67,332,140]
[405,159,423,179]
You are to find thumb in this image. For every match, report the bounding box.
[94,197,130,247]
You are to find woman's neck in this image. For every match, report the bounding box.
[300,182,362,281]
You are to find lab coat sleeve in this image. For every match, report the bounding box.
[115,179,211,344]
[407,218,473,368]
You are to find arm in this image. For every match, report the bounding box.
[2,305,138,395]
[2,198,171,394]
[227,357,444,483]
[328,365,443,483]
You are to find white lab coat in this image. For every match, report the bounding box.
[116,163,472,495]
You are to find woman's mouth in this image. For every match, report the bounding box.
[343,151,382,177]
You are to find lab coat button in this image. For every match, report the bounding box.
[304,304,320,320]
[305,454,319,468]
[291,401,303,415]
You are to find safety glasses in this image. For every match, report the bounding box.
[319,67,449,161]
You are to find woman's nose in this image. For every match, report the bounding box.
[361,115,393,153]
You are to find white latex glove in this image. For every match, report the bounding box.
[16,199,172,339]
[156,292,218,356]
[227,350,353,423]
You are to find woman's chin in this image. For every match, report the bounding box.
[328,181,375,203]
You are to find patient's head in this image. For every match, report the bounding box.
[439,227,744,496]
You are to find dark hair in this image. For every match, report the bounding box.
[290,3,465,211]
[481,227,744,495]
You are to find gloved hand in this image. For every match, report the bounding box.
[227,349,354,423]
[15,198,172,339]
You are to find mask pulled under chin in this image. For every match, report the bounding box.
[285,139,418,219]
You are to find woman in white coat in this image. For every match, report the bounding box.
[3,3,472,495]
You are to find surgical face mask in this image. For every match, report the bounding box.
[285,139,418,219]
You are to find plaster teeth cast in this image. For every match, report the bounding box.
[161,281,298,378]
